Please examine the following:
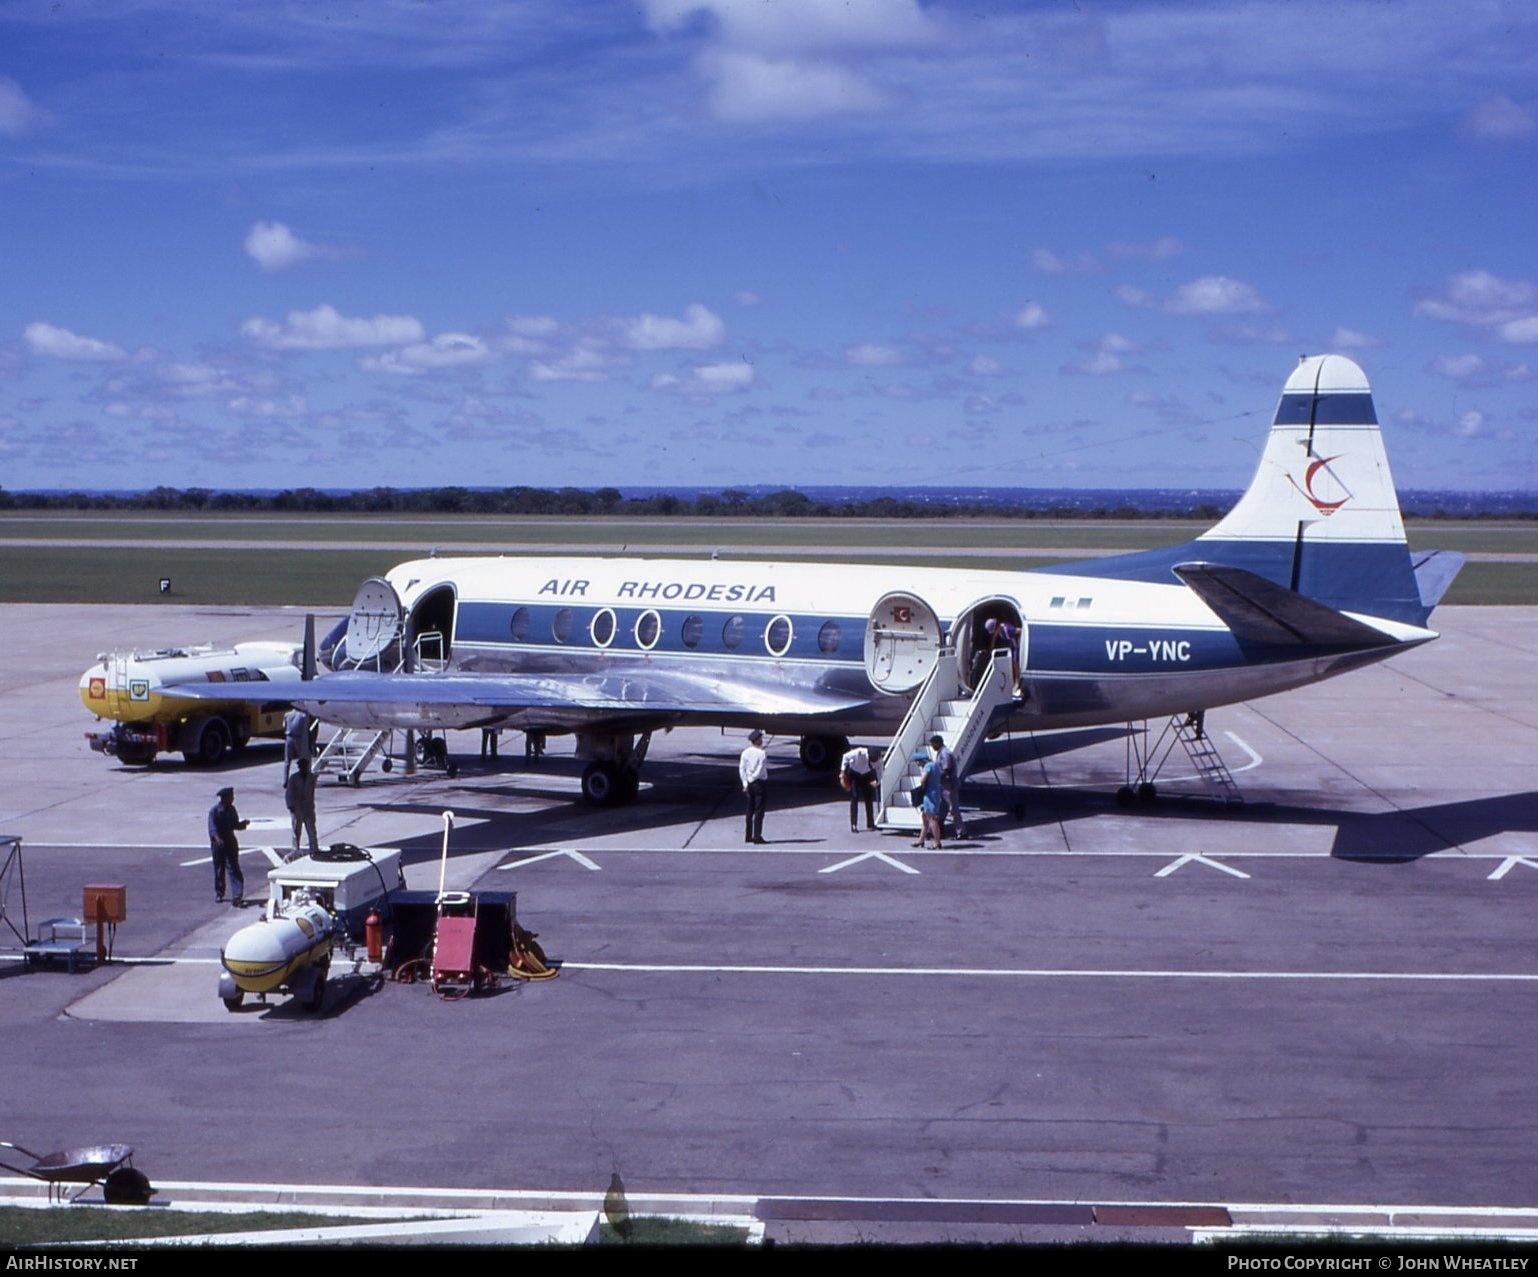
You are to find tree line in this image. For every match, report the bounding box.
[0,484,1232,521]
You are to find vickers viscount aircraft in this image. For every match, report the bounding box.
[161,354,1462,815]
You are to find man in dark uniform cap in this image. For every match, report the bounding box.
[207,786,249,905]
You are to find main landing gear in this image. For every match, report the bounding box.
[576,730,652,808]
[798,734,848,772]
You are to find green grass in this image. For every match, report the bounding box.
[0,1205,749,1247]
[0,1205,383,1244]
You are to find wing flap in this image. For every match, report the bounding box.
[1173,562,1398,647]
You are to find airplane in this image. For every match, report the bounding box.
[157,354,1463,817]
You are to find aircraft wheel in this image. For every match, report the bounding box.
[222,991,244,1012]
[381,757,393,772]
[799,734,848,772]
[1115,785,1135,806]
[446,761,459,779]
[581,762,623,807]
[1136,782,1158,804]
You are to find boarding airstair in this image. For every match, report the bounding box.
[875,647,1015,831]
[314,727,394,786]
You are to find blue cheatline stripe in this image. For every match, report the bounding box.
[1272,391,1377,426]
[456,599,870,664]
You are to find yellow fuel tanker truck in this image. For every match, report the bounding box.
[80,641,303,766]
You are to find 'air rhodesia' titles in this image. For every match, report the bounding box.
[538,578,777,604]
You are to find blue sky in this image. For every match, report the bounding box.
[1,0,1535,493]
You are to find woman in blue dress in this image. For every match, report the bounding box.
[915,750,944,850]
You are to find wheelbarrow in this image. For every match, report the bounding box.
[0,1140,151,1203]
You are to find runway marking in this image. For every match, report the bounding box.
[1488,856,1538,880]
[496,849,601,872]
[178,845,279,868]
[1154,853,1251,879]
[819,851,920,875]
[562,961,1538,983]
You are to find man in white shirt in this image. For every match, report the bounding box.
[739,729,768,845]
[840,743,878,833]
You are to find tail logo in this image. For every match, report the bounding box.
[1287,455,1350,517]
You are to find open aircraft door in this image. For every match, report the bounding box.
[864,591,944,694]
[338,577,405,671]
[952,597,1027,693]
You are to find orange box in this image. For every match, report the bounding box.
[83,884,127,924]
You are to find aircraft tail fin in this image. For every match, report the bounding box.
[1060,355,1444,627]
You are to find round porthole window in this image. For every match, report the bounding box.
[509,606,531,642]
[591,607,617,648]
[681,614,703,649]
[635,609,661,650]
[766,614,793,657]
[552,608,573,644]
[722,615,745,650]
[817,619,841,654]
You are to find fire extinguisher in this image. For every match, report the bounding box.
[365,910,383,964]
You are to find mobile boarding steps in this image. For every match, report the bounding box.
[875,647,1015,831]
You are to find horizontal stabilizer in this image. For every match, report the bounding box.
[1173,562,1398,647]
[1411,549,1466,610]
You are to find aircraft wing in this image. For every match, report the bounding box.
[155,666,869,730]
[1172,562,1401,647]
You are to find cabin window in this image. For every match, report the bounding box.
[591,607,617,648]
[817,620,841,654]
[509,606,531,641]
[635,609,661,650]
[552,608,574,644]
[681,614,703,649]
[722,615,745,650]
[765,615,793,657]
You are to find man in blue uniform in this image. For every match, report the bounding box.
[208,786,250,905]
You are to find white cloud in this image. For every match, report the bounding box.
[530,346,612,383]
[1014,301,1049,329]
[1164,276,1269,316]
[244,221,335,271]
[643,0,935,123]
[1330,327,1382,350]
[227,394,307,419]
[1456,410,1485,437]
[0,77,41,136]
[845,343,902,367]
[651,360,755,395]
[1414,270,1538,345]
[1109,236,1184,262]
[1462,95,1537,141]
[1030,248,1100,276]
[360,333,492,376]
[23,322,127,362]
[1114,285,1156,310]
[241,304,426,350]
[969,355,1005,377]
[619,303,725,350]
[702,50,889,122]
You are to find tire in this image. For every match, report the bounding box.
[1136,782,1158,804]
[222,991,244,1012]
[799,734,848,772]
[183,717,231,766]
[116,743,156,767]
[581,762,621,807]
[302,966,327,1014]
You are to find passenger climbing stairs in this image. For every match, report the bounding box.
[875,647,1015,830]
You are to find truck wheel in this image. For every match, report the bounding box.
[185,718,232,766]
[116,743,156,767]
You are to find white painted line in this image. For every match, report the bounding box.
[177,845,277,868]
[1487,856,1538,880]
[1155,853,1251,879]
[1224,731,1263,774]
[561,961,1538,982]
[819,851,920,875]
[497,850,601,872]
